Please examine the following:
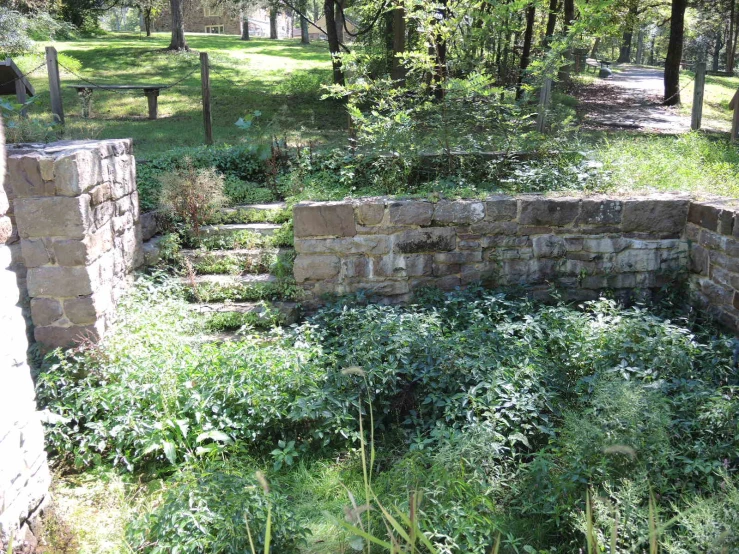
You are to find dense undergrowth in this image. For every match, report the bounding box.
[36,278,739,553]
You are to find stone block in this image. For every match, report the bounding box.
[89,183,111,206]
[63,293,110,325]
[140,211,159,241]
[433,262,461,276]
[14,196,91,240]
[519,197,580,227]
[92,201,115,230]
[387,201,434,226]
[294,254,340,282]
[485,196,518,221]
[30,297,63,327]
[355,200,385,226]
[404,254,433,277]
[433,251,482,264]
[343,256,371,279]
[621,197,689,235]
[688,202,721,231]
[432,201,485,225]
[615,249,660,272]
[532,235,567,258]
[27,266,95,297]
[470,221,519,235]
[689,244,709,275]
[5,154,55,198]
[578,199,622,225]
[395,228,456,253]
[34,323,102,351]
[718,210,735,236]
[295,236,391,255]
[582,237,628,253]
[20,239,51,268]
[350,280,410,296]
[294,202,357,238]
[53,230,111,267]
[709,251,739,273]
[374,254,407,278]
[53,148,100,196]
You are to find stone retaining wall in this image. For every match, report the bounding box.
[685,199,739,329]
[5,139,143,351]
[1,121,51,550]
[294,195,739,333]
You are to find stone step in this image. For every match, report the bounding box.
[191,301,299,325]
[181,247,293,264]
[225,202,287,212]
[182,273,277,285]
[200,223,282,237]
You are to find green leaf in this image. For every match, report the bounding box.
[196,430,233,444]
[162,441,176,464]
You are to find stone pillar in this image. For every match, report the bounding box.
[5,139,143,351]
[0,120,51,549]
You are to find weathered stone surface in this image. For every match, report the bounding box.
[355,200,385,226]
[395,228,456,253]
[14,196,91,239]
[532,235,567,258]
[5,153,55,198]
[294,202,357,238]
[140,211,159,241]
[64,294,110,325]
[27,265,95,297]
[582,237,629,253]
[295,236,390,255]
[53,148,100,196]
[485,196,518,221]
[433,201,485,225]
[343,256,371,279]
[688,202,721,231]
[434,251,482,264]
[30,297,63,326]
[622,197,689,235]
[21,239,51,268]
[519,197,580,227]
[387,201,433,226]
[578,199,622,225]
[34,323,102,350]
[294,254,340,282]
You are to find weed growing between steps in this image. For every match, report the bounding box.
[190,249,296,277]
[35,278,739,553]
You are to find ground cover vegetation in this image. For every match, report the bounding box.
[35,278,739,552]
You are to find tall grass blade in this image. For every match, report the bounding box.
[264,505,272,554]
[244,512,257,554]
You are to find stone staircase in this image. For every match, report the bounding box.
[145,202,299,338]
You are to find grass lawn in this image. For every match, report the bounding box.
[676,71,739,131]
[14,32,347,158]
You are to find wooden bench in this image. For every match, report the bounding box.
[67,85,166,119]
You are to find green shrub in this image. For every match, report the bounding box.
[126,461,309,553]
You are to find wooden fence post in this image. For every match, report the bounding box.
[200,52,213,146]
[45,46,64,125]
[691,61,706,131]
[536,78,552,133]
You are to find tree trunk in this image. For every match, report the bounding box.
[324,0,344,85]
[732,11,739,71]
[391,6,406,82]
[650,36,656,65]
[618,30,633,63]
[269,7,278,39]
[729,0,736,70]
[300,16,309,43]
[557,0,575,81]
[241,11,250,40]
[543,0,558,48]
[144,7,152,37]
[713,32,723,71]
[516,4,535,99]
[335,0,345,44]
[590,37,600,58]
[635,29,644,64]
[432,0,448,99]
[167,0,188,51]
[664,0,687,105]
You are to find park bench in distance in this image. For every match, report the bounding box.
[67,84,166,120]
